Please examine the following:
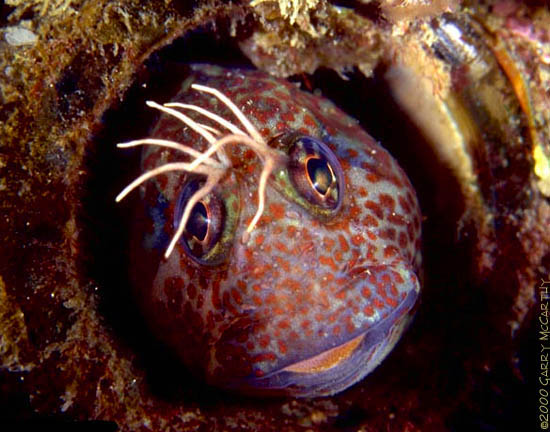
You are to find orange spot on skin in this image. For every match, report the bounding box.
[389,175,403,189]
[269,203,285,219]
[349,206,362,219]
[338,235,350,252]
[259,214,273,226]
[278,340,288,354]
[365,200,384,219]
[259,335,270,348]
[252,352,277,363]
[334,277,347,287]
[243,149,255,161]
[319,255,338,272]
[237,280,247,291]
[224,292,238,315]
[251,264,269,280]
[301,228,313,241]
[384,245,399,258]
[340,159,351,171]
[362,287,372,298]
[265,293,276,305]
[280,111,295,123]
[231,289,243,304]
[274,256,291,272]
[386,297,398,307]
[380,228,396,241]
[333,219,350,233]
[345,316,355,333]
[373,298,385,310]
[347,249,360,269]
[277,320,290,329]
[364,305,375,316]
[379,193,395,211]
[394,272,405,284]
[255,234,265,246]
[347,148,359,158]
[319,291,330,308]
[406,192,416,210]
[303,114,316,128]
[366,173,380,183]
[388,213,407,226]
[298,241,314,255]
[282,278,301,292]
[243,248,254,264]
[323,237,336,251]
[273,306,285,315]
[399,195,412,214]
[351,234,363,246]
[398,232,408,248]
[335,290,347,300]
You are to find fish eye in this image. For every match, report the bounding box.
[175,177,225,263]
[287,135,344,212]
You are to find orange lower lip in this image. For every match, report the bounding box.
[282,333,365,374]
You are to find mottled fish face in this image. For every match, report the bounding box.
[128,65,421,397]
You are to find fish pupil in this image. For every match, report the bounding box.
[175,177,226,263]
[186,202,209,242]
[306,157,334,197]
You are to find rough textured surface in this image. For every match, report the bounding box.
[0,0,545,430]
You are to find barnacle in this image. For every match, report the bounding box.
[0,0,545,430]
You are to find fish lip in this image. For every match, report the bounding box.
[224,289,419,397]
[281,331,367,374]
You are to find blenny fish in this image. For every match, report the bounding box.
[117,65,422,397]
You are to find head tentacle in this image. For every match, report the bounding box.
[117,83,286,259]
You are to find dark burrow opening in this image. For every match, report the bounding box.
[80,20,530,431]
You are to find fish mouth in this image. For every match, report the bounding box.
[228,289,418,397]
[282,333,366,374]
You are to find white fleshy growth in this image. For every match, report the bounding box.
[116,84,283,258]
